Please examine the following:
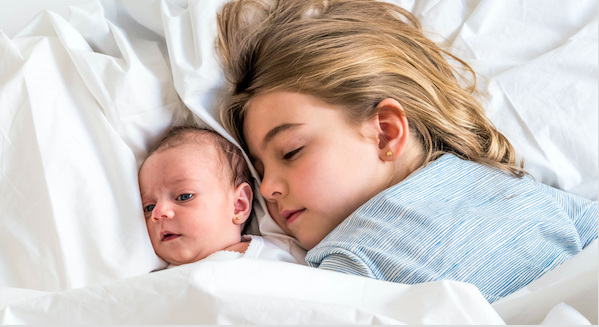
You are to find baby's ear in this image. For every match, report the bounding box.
[232,182,253,225]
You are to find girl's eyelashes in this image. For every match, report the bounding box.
[283,146,304,160]
[176,193,193,201]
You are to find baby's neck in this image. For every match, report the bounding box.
[223,241,250,254]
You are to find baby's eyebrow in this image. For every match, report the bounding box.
[140,178,200,198]
[165,178,202,188]
[169,178,190,184]
[262,123,304,149]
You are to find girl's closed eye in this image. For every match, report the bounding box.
[283,146,304,160]
[176,193,194,201]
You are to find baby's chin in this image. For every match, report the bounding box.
[158,250,207,266]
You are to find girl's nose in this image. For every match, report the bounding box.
[260,169,287,201]
[152,202,175,221]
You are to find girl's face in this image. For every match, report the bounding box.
[244,91,392,250]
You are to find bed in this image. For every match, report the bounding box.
[0,0,597,324]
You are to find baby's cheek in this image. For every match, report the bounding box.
[145,223,158,244]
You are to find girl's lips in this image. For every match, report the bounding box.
[284,209,305,225]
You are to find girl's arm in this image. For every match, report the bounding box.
[308,250,377,279]
[536,182,598,249]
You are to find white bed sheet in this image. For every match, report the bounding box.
[0,0,597,324]
[0,258,505,324]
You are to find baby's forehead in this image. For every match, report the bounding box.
[171,134,232,175]
[179,132,220,152]
[156,130,221,156]
[140,129,236,183]
[175,138,225,165]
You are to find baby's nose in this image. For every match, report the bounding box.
[152,203,175,220]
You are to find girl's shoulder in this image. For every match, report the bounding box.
[397,154,596,210]
[378,153,531,205]
[322,153,596,248]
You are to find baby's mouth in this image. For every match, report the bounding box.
[161,232,181,242]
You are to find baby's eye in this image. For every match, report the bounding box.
[176,194,193,201]
[144,205,155,213]
[283,147,303,160]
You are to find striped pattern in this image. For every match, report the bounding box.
[305,154,598,303]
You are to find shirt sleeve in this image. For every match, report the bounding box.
[574,202,598,249]
[538,182,599,248]
[308,248,377,279]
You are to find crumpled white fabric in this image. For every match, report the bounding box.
[0,258,506,324]
[0,8,171,292]
[0,0,597,324]
[541,303,592,325]
[492,240,598,325]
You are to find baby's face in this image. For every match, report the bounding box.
[139,143,241,265]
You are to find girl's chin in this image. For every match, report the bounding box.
[297,235,320,251]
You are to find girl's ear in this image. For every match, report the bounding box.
[232,182,253,225]
[371,98,410,161]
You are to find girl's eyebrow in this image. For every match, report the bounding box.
[262,123,304,149]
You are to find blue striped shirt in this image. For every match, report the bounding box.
[305,154,598,303]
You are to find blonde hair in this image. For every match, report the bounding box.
[217,0,525,177]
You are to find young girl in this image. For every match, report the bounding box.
[139,126,303,267]
[215,0,598,302]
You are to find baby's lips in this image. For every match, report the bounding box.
[160,231,181,241]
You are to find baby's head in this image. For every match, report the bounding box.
[138,126,253,266]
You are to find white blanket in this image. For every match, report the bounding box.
[0,0,596,324]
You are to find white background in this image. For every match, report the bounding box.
[0,0,90,38]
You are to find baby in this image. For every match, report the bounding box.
[138,126,302,266]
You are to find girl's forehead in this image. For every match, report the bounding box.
[244,93,310,145]
[245,92,341,129]
[245,91,351,132]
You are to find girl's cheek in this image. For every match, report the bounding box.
[266,201,280,223]
[266,201,292,235]
[296,154,326,189]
